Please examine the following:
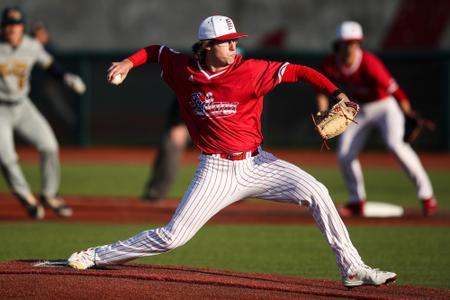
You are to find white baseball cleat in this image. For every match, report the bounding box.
[342,265,397,287]
[17,193,45,220]
[40,195,73,218]
[67,247,97,270]
[28,204,45,220]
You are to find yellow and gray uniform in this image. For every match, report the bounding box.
[0,34,60,199]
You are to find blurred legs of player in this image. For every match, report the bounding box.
[0,99,72,219]
[142,98,189,202]
[337,98,436,217]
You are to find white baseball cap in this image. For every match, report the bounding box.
[335,21,363,42]
[198,15,248,41]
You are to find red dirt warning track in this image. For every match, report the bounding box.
[1,261,449,300]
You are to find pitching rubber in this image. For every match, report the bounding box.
[32,260,68,267]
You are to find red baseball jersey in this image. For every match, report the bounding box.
[129,45,337,154]
[321,49,405,104]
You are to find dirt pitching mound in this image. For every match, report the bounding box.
[1,261,448,300]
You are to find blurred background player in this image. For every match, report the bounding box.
[141,96,189,201]
[316,21,437,217]
[31,21,53,51]
[31,21,78,131]
[0,6,86,219]
[142,48,245,202]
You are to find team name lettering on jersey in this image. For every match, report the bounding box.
[190,91,238,119]
[0,61,29,89]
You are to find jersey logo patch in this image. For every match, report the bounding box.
[0,61,29,89]
[191,91,238,119]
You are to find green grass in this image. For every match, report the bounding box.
[0,162,448,209]
[0,223,448,289]
[0,163,194,198]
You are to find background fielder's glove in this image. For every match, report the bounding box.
[312,100,359,144]
[64,73,86,95]
[404,113,435,144]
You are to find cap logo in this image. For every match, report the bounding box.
[7,9,21,21]
[225,18,233,31]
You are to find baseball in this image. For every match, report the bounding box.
[110,73,123,85]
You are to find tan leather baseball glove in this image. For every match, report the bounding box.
[312,100,360,148]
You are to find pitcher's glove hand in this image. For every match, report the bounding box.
[404,113,435,143]
[312,100,359,149]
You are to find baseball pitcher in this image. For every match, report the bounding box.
[68,15,397,288]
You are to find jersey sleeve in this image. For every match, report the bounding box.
[128,45,162,66]
[252,60,338,97]
[320,55,335,79]
[128,45,186,74]
[363,52,401,98]
[392,87,408,103]
[33,38,53,69]
[128,45,185,66]
[158,47,191,87]
[127,45,189,88]
[282,64,338,94]
[252,60,290,97]
[157,46,184,68]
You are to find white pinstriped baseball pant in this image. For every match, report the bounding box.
[0,98,60,199]
[338,97,433,202]
[95,149,364,277]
